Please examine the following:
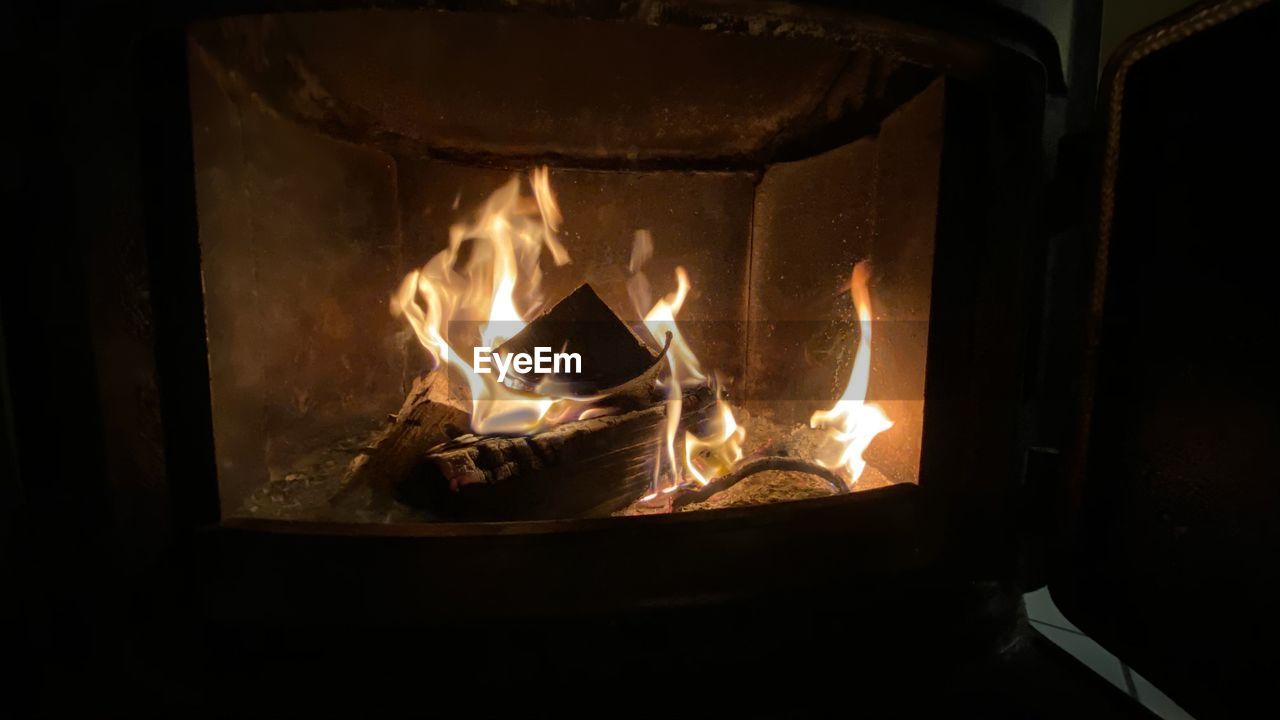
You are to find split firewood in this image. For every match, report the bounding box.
[335,282,695,520]
[397,384,715,521]
[582,331,672,410]
[496,283,658,395]
[333,371,469,506]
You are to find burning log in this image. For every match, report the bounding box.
[398,384,714,520]
[338,279,707,521]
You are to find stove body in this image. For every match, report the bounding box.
[18,0,1272,715]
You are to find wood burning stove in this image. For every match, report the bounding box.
[185,8,954,522]
[6,0,1276,715]
[177,0,1044,623]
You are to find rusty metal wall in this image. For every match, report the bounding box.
[745,78,943,483]
[190,47,408,514]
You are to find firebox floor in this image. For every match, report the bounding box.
[240,426,431,523]
[237,411,907,522]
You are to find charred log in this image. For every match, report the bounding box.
[336,283,694,520]
[398,385,714,521]
[496,283,658,395]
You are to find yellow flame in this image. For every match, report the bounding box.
[394,171,748,496]
[643,267,705,388]
[632,244,745,495]
[809,262,894,487]
[683,383,746,485]
[390,168,570,435]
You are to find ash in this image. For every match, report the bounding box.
[239,427,428,523]
[737,409,899,492]
[677,469,838,512]
[618,406,901,515]
[241,406,901,522]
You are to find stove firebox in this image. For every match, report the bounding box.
[189,8,947,522]
[165,0,1048,623]
[7,0,1075,713]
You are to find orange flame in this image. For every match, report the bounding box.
[684,383,746,485]
[390,169,575,435]
[393,171,748,497]
[630,237,744,497]
[809,262,894,487]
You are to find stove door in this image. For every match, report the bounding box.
[1049,1,1279,716]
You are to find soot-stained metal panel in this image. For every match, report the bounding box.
[191,50,407,514]
[395,158,755,383]
[745,78,944,483]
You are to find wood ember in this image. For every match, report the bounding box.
[496,283,658,395]
[398,384,715,521]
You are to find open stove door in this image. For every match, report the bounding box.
[1048,0,1278,716]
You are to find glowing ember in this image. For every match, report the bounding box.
[809,262,894,487]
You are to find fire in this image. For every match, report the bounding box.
[394,170,889,504]
[392,168,745,488]
[809,262,894,487]
[390,168,574,435]
[629,236,744,496]
[683,383,746,485]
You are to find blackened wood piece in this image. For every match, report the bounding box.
[398,385,714,520]
[670,456,848,509]
[585,331,672,411]
[496,283,658,395]
[334,372,469,504]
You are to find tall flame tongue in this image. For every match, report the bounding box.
[390,168,572,435]
[810,262,894,487]
[630,234,745,497]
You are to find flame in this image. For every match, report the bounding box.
[390,168,575,435]
[683,382,746,485]
[809,262,894,487]
[631,239,744,497]
[393,170,748,497]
